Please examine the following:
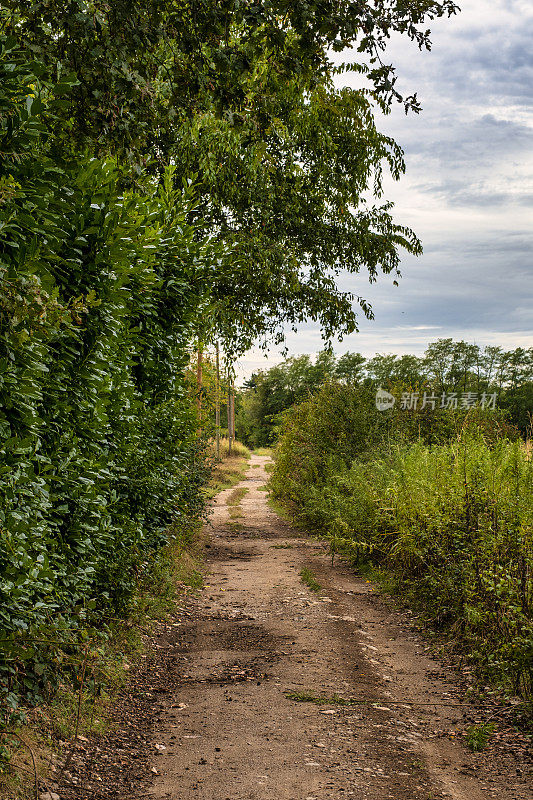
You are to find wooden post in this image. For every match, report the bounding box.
[230,381,235,443]
[196,342,203,422]
[215,343,221,460]
[227,368,233,456]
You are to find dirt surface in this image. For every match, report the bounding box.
[51,454,531,800]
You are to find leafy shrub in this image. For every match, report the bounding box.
[269,383,388,505]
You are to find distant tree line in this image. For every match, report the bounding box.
[236,340,533,446]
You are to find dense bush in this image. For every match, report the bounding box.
[269,383,389,497]
[271,383,532,698]
[0,40,215,708]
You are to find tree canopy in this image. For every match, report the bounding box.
[1,0,460,353]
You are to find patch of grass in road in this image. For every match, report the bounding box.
[204,455,250,500]
[285,691,360,706]
[252,464,261,468]
[226,486,249,506]
[253,447,272,456]
[228,506,243,519]
[225,520,245,533]
[271,543,293,549]
[285,691,395,709]
[300,567,321,593]
[257,485,268,492]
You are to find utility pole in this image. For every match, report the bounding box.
[215,343,221,460]
[230,380,235,444]
[196,341,203,424]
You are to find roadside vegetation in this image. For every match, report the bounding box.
[0,518,205,798]
[0,440,242,797]
[270,382,532,703]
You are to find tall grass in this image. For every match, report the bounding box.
[209,437,251,461]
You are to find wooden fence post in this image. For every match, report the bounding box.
[215,343,221,460]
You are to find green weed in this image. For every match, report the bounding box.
[465,723,496,752]
[300,568,321,593]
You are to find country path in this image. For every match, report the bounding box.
[148,454,530,800]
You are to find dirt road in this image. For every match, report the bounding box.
[147,455,530,800]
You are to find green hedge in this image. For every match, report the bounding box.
[0,38,215,708]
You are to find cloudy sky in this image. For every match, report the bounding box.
[236,0,532,381]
